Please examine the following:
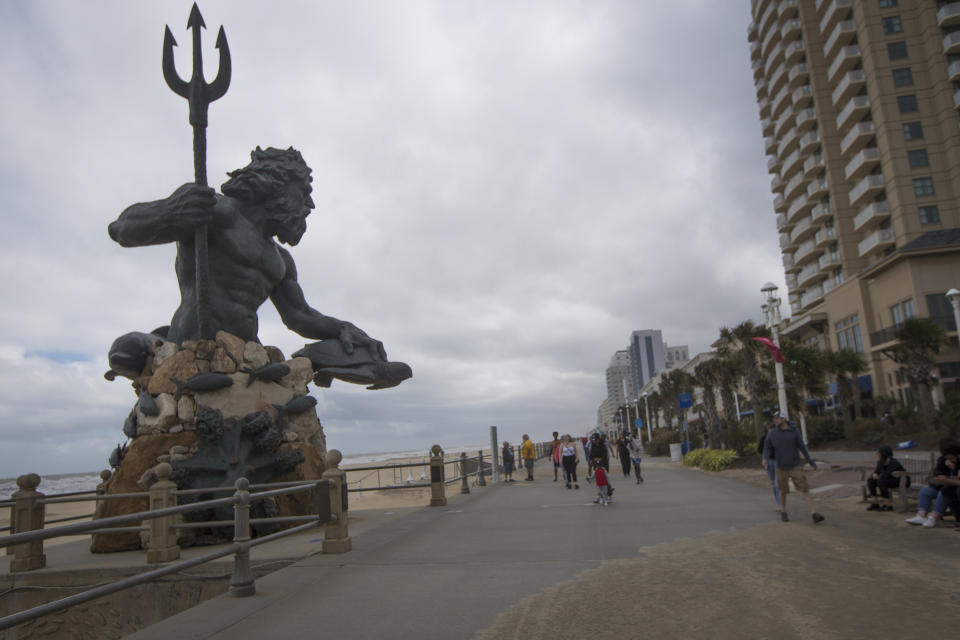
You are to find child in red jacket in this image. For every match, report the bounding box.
[593,460,611,506]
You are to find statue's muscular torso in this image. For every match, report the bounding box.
[169,197,286,344]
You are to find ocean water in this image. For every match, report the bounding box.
[0,445,492,500]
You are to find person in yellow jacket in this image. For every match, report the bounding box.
[521,434,536,481]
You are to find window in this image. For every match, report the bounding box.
[907,149,929,168]
[893,68,913,87]
[834,314,864,352]
[913,177,934,196]
[882,16,903,34]
[903,121,923,140]
[919,205,940,224]
[891,304,903,327]
[897,94,918,113]
[879,0,897,7]
[903,299,915,318]
[927,294,956,331]
[888,41,908,60]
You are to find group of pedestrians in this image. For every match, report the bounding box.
[500,434,537,482]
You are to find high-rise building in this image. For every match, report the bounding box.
[603,350,634,428]
[665,345,690,369]
[629,330,666,396]
[749,0,960,404]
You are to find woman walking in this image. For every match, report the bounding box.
[559,434,580,489]
[616,432,631,477]
[629,429,644,483]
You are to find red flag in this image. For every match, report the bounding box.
[751,336,785,363]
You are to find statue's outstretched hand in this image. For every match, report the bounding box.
[338,322,387,361]
[166,183,216,231]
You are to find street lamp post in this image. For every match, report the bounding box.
[642,392,652,443]
[947,288,960,345]
[762,282,808,444]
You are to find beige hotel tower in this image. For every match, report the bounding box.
[749,0,960,405]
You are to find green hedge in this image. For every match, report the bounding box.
[682,449,739,472]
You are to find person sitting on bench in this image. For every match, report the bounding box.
[866,445,907,512]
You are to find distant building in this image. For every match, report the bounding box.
[665,345,690,370]
[629,330,666,395]
[601,350,634,430]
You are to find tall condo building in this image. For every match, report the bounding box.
[603,350,634,428]
[749,0,960,403]
[629,330,666,396]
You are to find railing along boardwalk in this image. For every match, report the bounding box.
[0,441,552,632]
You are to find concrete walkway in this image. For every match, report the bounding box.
[124,458,777,639]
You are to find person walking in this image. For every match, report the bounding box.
[616,432,631,477]
[521,434,536,481]
[549,431,562,482]
[558,434,580,489]
[762,413,824,524]
[629,429,644,484]
[501,441,515,482]
[757,430,780,511]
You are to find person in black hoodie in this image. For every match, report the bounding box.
[866,445,907,512]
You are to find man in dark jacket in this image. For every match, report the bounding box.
[866,445,907,512]
[762,413,824,524]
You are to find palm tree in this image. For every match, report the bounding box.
[780,339,826,418]
[715,355,741,430]
[647,391,662,429]
[717,321,771,440]
[880,317,946,429]
[659,369,696,432]
[694,357,722,448]
[824,348,866,434]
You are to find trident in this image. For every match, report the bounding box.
[162,3,231,340]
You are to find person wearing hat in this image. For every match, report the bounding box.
[762,412,824,524]
[866,445,907,512]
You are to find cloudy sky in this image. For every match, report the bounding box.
[0,0,785,476]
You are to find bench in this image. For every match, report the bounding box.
[859,452,935,513]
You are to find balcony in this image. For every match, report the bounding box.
[820,0,853,37]
[803,152,824,177]
[781,149,803,177]
[774,194,787,212]
[783,253,798,272]
[796,107,818,132]
[792,84,813,108]
[762,29,782,63]
[955,88,960,109]
[785,172,809,200]
[824,20,856,59]
[786,40,806,64]
[779,127,801,156]
[751,41,762,61]
[779,233,792,250]
[786,274,798,289]
[868,316,956,347]
[798,261,821,287]
[815,225,837,246]
[772,85,793,118]
[782,18,802,40]
[779,0,799,20]
[858,227,895,258]
[810,200,832,222]
[759,1,778,36]
[823,274,844,294]
[791,301,803,315]
[761,117,774,137]
[789,62,809,88]
[799,129,820,154]
[827,45,861,83]
[748,21,758,42]
[794,238,823,265]
[790,215,817,244]
[787,193,813,221]
[771,174,784,193]
[852,199,891,231]
[849,174,884,207]
[801,284,825,309]
[840,121,875,155]
[765,41,785,75]
[776,212,791,231]
[819,250,841,271]
[769,61,789,95]
[807,176,829,199]
[753,59,764,81]
[836,94,871,131]
[832,69,866,107]
[949,60,960,83]
[765,136,777,155]
[937,2,960,27]
[944,31,960,55]
[755,78,768,100]
[767,155,781,174]
[844,147,881,181]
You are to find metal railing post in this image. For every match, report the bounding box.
[477,450,486,487]
[490,426,500,483]
[228,477,254,597]
[10,474,45,572]
[322,449,352,553]
[429,445,447,506]
[146,463,180,563]
[460,452,470,494]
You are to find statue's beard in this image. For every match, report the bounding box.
[223,170,308,245]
